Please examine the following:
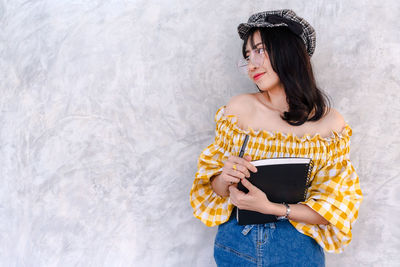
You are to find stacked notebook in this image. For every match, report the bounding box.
[236,157,313,225]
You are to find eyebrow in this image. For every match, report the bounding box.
[245,42,263,54]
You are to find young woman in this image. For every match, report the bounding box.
[190,10,363,267]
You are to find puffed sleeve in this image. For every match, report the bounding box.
[190,106,235,227]
[290,129,363,253]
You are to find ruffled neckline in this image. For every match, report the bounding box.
[215,105,352,143]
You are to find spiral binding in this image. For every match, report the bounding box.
[302,159,314,200]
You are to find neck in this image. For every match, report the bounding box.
[261,85,288,113]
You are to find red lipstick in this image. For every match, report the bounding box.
[253,72,265,80]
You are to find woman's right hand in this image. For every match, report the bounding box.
[210,154,258,197]
[220,155,258,186]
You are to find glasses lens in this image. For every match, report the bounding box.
[237,49,265,74]
[251,52,264,67]
[237,58,247,68]
[237,58,248,74]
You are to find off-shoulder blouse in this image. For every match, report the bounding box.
[190,106,363,253]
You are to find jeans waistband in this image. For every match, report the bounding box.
[231,207,289,236]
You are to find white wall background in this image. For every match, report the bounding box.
[1,0,399,266]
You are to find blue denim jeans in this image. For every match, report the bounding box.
[214,212,325,267]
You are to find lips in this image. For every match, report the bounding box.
[253,72,265,80]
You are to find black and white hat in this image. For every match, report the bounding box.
[237,9,316,57]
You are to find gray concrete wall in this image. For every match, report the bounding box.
[1,0,399,266]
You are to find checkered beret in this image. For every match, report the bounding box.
[237,9,316,57]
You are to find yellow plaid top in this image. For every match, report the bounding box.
[190,106,363,253]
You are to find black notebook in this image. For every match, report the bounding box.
[236,157,313,225]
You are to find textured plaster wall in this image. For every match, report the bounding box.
[1,0,399,266]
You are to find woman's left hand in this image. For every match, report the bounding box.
[228,178,272,214]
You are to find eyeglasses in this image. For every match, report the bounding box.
[237,47,266,74]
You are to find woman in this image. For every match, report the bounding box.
[190,10,363,267]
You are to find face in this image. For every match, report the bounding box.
[244,30,282,92]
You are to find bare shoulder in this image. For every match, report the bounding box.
[224,93,257,117]
[320,107,346,133]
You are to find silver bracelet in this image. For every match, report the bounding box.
[277,202,290,220]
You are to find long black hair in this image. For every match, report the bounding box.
[242,27,331,126]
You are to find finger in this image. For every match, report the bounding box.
[224,173,241,185]
[228,186,238,205]
[241,156,257,173]
[229,185,243,196]
[228,184,235,194]
[244,159,257,173]
[229,184,237,192]
[229,162,250,178]
[221,171,241,184]
[230,156,257,173]
[228,185,239,202]
[225,166,246,179]
[240,158,258,174]
[240,178,256,191]
[244,158,257,173]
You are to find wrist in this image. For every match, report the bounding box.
[210,174,230,197]
[262,202,286,216]
[276,203,290,220]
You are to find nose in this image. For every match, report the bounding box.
[247,60,257,73]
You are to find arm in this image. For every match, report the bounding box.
[263,201,329,225]
[228,178,329,225]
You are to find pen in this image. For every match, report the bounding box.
[239,135,249,158]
